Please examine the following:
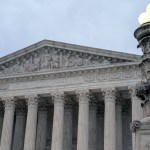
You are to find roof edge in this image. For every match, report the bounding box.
[0,39,141,63]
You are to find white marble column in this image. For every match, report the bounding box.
[0,97,15,150]
[35,108,48,150]
[116,101,123,150]
[102,87,116,150]
[76,90,90,150]
[12,111,26,150]
[23,95,38,150]
[129,86,143,121]
[51,91,65,150]
[128,86,143,150]
[89,103,97,150]
[63,105,73,150]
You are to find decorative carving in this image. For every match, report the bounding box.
[101,59,110,65]
[31,52,40,71]
[25,94,39,108]
[138,36,150,54]
[0,46,132,76]
[75,89,90,103]
[51,51,62,69]
[84,74,95,82]
[2,96,15,109]
[51,91,65,105]
[128,85,137,100]
[102,87,116,102]
[130,120,141,133]
[40,48,51,70]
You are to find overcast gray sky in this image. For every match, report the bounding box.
[0,0,149,57]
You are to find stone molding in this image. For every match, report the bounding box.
[25,94,39,108]
[2,96,15,110]
[102,87,116,102]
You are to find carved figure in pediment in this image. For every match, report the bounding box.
[22,58,31,72]
[75,55,83,66]
[64,53,70,67]
[101,59,110,65]
[84,56,92,66]
[51,51,60,69]
[11,61,22,73]
[1,66,5,74]
[31,52,40,71]
[40,49,51,70]
[1,65,10,74]
[69,56,75,67]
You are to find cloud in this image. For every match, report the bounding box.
[0,0,149,56]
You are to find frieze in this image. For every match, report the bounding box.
[7,69,141,91]
[0,46,133,76]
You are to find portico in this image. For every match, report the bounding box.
[0,40,143,150]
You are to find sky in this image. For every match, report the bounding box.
[0,0,149,57]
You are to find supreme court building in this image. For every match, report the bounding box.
[0,40,143,150]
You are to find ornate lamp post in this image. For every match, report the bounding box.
[130,4,150,150]
[134,4,150,122]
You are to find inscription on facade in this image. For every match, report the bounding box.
[8,70,141,90]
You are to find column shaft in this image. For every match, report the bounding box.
[76,90,90,150]
[36,111,47,150]
[51,92,64,150]
[23,95,38,150]
[103,88,116,150]
[116,104,123,150]
[129,86,143,150]
[12,113,26,150]
[63,107,72,150]
[0,97,15,150]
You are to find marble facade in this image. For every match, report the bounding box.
[0,40,143,150]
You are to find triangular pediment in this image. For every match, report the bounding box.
[0,40,141,76]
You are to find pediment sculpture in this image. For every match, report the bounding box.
[0,46,129,76]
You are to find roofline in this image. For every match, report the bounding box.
[0,39,141,63]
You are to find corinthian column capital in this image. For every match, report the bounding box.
[25,94,38,108]
[75,89,90,103]
[102,87,116,102]
[2,96,15,110]
[51,91,65,105]
[128,85,137,100]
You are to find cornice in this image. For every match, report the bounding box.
[0,40,141,63]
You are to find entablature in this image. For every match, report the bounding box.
[0,62,140,84]
[0,40,140,77]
